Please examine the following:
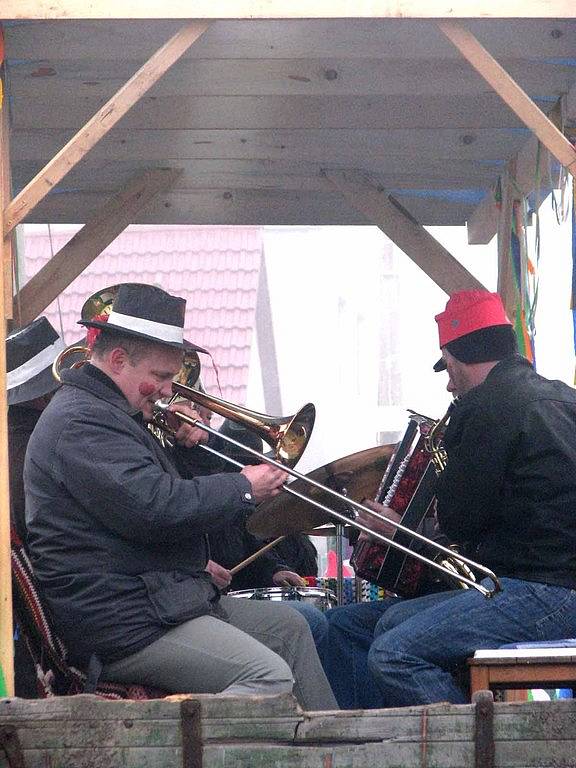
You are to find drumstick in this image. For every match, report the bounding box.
[229,536,285,575]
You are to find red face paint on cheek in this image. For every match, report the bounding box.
[138,382,156,398]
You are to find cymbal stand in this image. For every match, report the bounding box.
[335,523,344,605]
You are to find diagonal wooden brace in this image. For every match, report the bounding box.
[3,22,207,235]
[439,22,576,179]
[14,168,182,326]
[323,169,485,295]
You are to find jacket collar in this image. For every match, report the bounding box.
[453,354,531,410]
[482,353,532,385]
[60,364,141,417]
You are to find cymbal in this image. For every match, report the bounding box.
[247,443,396,538]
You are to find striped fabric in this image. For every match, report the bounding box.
[10,527,164,700]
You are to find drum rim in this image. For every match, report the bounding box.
[227,586,336,599]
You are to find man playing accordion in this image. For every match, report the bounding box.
[323,289,576,707]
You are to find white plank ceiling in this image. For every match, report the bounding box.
[4,18,576,226]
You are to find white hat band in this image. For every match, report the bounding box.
[106,310,184,344]
[7,337,65,390]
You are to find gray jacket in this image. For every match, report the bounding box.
[24,365,254,664]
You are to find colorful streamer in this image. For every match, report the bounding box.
[509,198,536,365]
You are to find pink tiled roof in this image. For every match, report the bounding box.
[23,225,263,405]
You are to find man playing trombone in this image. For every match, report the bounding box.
[325,289,576,707]
[24,282,337,710]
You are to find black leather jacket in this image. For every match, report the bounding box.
[436,354,576,589]
[24,365,254,664]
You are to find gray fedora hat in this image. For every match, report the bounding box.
[79,283,207,353]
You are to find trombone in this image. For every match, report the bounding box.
[153,382,502,598]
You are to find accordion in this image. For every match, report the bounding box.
[349,413,441,598]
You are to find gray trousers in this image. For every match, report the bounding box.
[102,596,337,711]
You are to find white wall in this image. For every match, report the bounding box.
[257,226,390,475]
[530,195,574,385]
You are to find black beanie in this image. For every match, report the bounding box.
[433,325,518,372]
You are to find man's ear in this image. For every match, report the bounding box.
[108,346,129,374]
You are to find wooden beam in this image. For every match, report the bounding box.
[24,188,479,228]
[0,84,14,697]
[3,22,208,236]
[324,169,485,295]
[466,132,549,245]
[13,93,530,133]
[7,19,576,62]
[2,1,576,19]
[9,57,571,101]
[14,169,181,327]
[11,127,527,165]
[439,21,576,182]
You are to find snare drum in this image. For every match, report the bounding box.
[227,586,337,612]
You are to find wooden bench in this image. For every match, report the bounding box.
[469,648,576,698]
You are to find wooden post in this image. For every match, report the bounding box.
[324,169,485,295]
[439,22,576,179]
[0,74,14,697]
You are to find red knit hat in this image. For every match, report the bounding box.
[435,290,511,348]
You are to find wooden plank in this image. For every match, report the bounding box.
[25,188,479,227]
[13,165,498,194]
[9,57,576,99]
[0,692,300,719]
[10,127,528,164]
[3,696,576,741]
[476,665,576,684]
[2,1,576,20]
[10,157,504,193]
[3,740,573,768]
[324,169,485,295]
[3,22,208,235]
[11,93,532,132]
[1,697,576,768]
[439,21,576,178]
[13,168,181,326]
[6,19,576,62]
[0,85,14,698]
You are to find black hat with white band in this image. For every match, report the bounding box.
[79,282,207,353]
[7,317,64,406]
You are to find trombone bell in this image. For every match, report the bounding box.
[171,381,315,468]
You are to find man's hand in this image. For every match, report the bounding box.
[205,559,232,590]
[167,401,209,448]
[272,570,306,587]
[241,464,288,504]
[356,499,402,542]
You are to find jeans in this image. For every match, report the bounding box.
[322,592,454,708]
[286,602,329,654]
[322,598,403,708]
[368,577,576,706]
